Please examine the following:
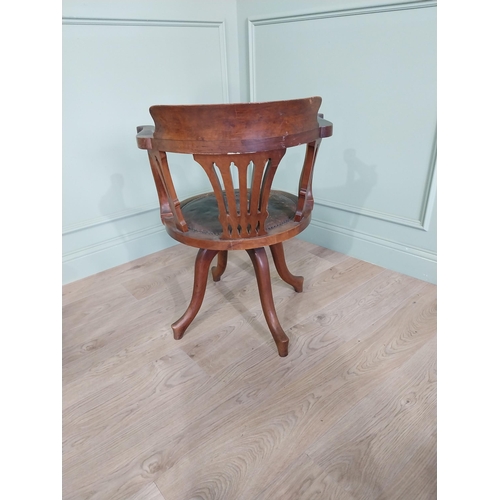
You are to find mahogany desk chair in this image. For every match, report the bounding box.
[136,97,333,357]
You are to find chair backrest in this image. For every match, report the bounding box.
[137,97,332,239]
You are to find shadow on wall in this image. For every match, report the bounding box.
[98,173,135,264]
[315,148,378,254]
[343,148,378,206]
[63,173,132,285]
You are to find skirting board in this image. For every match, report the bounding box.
[62,226,175,285]
[299,219,437,284]
[63,218,436,285]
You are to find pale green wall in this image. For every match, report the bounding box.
[63,0,436,284]
[237,0,437,283]
[62,0,240,284]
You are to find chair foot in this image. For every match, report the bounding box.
[171,248,218,340]
[270,242,304,293]
[246,247,289,357]
[211,250,228,282]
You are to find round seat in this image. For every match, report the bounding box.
[163,190,311,250]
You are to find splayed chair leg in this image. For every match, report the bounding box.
[270,242,304,292]
[246,247,289,357]
[211,250,228,282]
[172,248,218,340]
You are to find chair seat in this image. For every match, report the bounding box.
[180,189,298,236]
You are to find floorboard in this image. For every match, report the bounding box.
[62,240,436,499]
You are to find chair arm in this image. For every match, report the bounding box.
[136,125,155,149]
[317,117,333,138]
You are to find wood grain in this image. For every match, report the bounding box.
[257,453,355,500]
[129,482,165,500]
[153,285,436,499]
[306,338,437,499]
[62,240,436,500]
[62,243,189,307]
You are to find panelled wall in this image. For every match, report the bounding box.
[62,0,239,284]
[63,0,436,284]
[237,0,437,283]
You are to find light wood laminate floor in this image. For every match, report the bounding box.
[63,239,437,500]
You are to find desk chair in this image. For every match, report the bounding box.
[136,97,333,356]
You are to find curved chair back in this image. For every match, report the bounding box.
[136,97,332,240]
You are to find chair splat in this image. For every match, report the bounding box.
[193,149,285,239]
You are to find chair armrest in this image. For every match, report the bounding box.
[136,125,155,149]
[318,117,333,138]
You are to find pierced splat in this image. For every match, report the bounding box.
[193,150,285,239]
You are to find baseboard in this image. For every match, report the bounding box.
[63,216,437,285]
[62,225,175,285]
[300,219,437,284]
